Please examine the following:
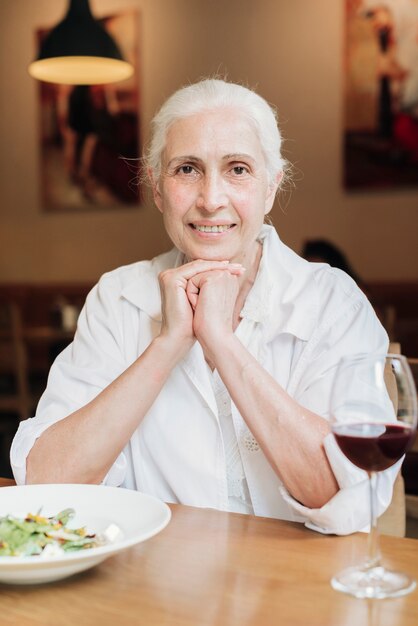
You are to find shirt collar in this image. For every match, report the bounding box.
[241,225,318,342]
[121,247,183,321]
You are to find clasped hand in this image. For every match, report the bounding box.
[158,260,244,359]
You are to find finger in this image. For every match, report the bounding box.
[186,279,199,309]
[188,267,244,292]
[159,262,244,291]
[224,266,246,276]
[186,266,245,292]
[177,260,243,281]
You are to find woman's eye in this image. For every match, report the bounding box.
[178,165,195,175]
[231,165,248,175]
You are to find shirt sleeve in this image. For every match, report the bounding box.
[279,458,400,535]
[10,275,129,486]
[282,271,398,535]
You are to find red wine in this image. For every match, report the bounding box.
[332,423,415,472]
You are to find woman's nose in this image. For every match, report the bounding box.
[196,172,228,212]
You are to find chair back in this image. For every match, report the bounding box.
[407,359,418,455]
[378,343,406,537]
[0,301,31,421]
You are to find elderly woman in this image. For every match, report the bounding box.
[11,79,396,534]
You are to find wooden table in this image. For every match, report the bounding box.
[0,478,417,626]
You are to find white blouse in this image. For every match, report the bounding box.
[211,368,254,515]
[10,225,399,535]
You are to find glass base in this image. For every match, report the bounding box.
[331,565,416,599]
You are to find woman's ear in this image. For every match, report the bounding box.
[148,168,163,213]
[264,171,283,215]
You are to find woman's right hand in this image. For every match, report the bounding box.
[158,260,242,357]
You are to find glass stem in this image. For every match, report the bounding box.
[366,471,381,570]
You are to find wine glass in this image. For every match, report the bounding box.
[330,352,417,599]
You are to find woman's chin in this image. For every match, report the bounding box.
[182,244,235,263]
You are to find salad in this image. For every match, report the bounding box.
[0,508,106,557]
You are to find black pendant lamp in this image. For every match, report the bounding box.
[28,0,134,85]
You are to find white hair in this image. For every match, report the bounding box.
[145,78,287,187]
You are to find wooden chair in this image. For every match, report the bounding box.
[406,358,418,454]
[404,357,418,522]
[380,305,397,342]
[378,342,406,537]
[379,474,406,537]
[0,301,33,422]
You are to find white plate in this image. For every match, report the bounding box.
[0,484,171,585]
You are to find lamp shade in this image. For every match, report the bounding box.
[28,0,134,85]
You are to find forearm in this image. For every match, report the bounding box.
[209,335,338,508]
[26,335,182,484]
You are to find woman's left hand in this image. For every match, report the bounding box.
[186,267,243,357]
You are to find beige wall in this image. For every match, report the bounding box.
[1,0,417,283]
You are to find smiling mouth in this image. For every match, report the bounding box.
[190,224,235,233]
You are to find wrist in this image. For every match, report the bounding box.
[154,332,194,363]
[198,332,239,365]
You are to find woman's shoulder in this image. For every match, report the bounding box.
[81,248,178,317]
[309,262,362,299]
[302,261,369,328]
[94,248,178,294]
[266,227,364,307]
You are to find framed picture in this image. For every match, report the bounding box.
[37,10,141,212]
[344,0,418,190]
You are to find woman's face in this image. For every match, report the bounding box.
[152,108,278,267]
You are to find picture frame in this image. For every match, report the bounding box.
[37,10,141,212]
[344,0,418,190]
